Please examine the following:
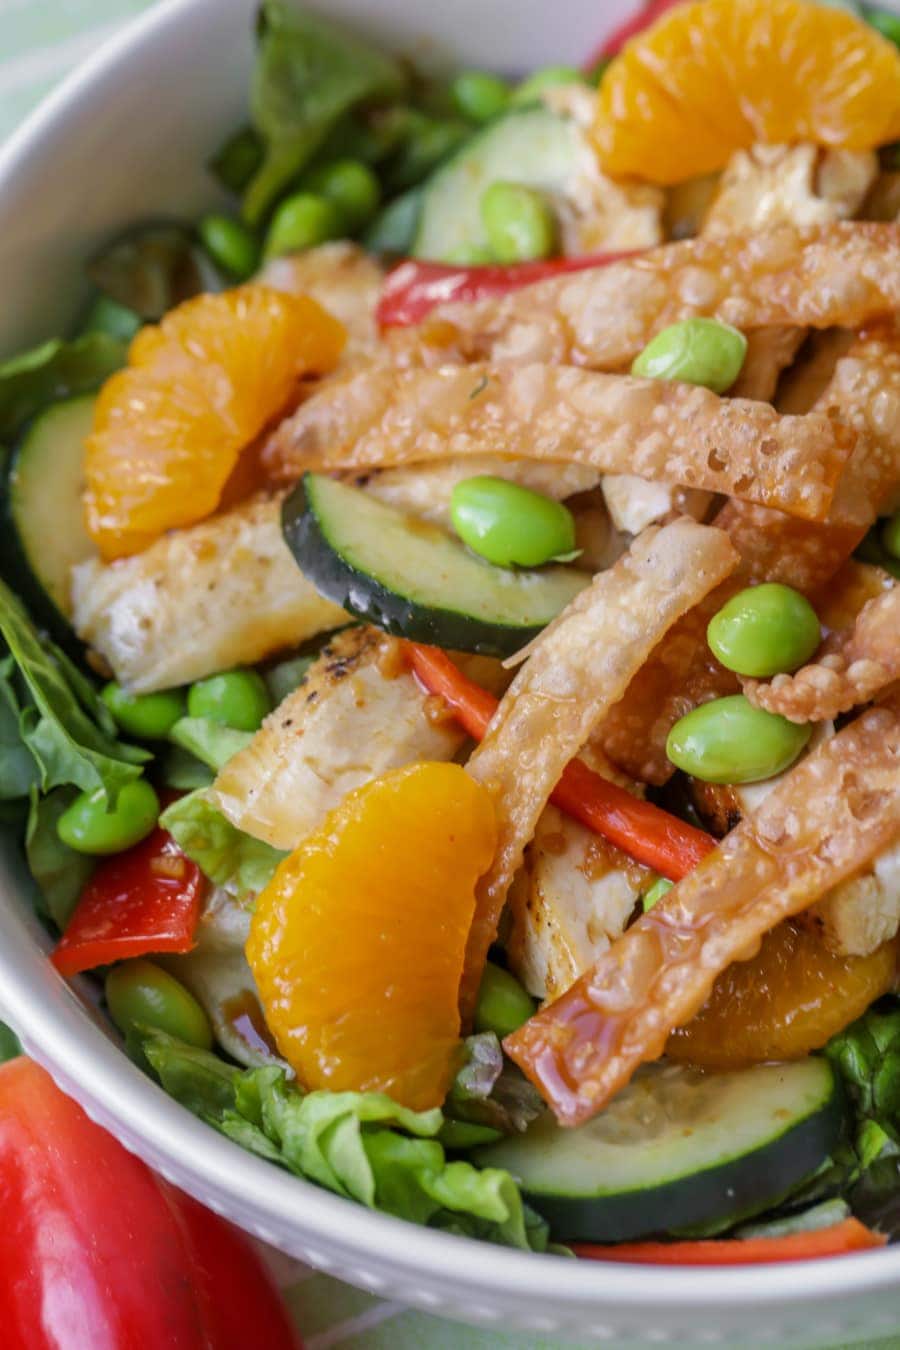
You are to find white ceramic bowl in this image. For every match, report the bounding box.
[2,3,900,1344]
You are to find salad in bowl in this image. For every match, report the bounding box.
[2,0,900,1270]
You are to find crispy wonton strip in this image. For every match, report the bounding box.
[729,327,805,402]
[744,583,900,723]
[460,519,738,1022]
[506,699,900,1126]
[265,363,853,523]
[388,223,900,370]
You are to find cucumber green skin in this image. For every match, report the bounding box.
[497,1084,845,1244]
[281,477,576,659]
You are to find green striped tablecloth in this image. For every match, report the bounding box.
[2,3,899,1346]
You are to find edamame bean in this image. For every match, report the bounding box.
[666,695,811,785]
[451,475,577,567]
[262,193,343,261]
[303,160,381,233]
[58,779,160,855]
[480,182,558,264]
[198,213,260,280]
[511,65,584,104]
[452,70,511,122]
[642,877,673,912]
[443,244,496,265]
[106,959,212,1049]
[631,317,747,394]
[882,509,900,560]
[474,961,536,1039]
[707,583,821,678]
[187,669,272,732]
[102,681,186,740]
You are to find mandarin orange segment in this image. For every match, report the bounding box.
[83,285,345,560]
[246,762,497,1111]
[667,920,897,1069]
[594,0,900,185]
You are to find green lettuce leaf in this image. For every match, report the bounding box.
[25,787,95,928]
[0,333,124,440]
[826,1000,900,1147]
[0,579,148,801]
[142,1030,548,1251]
[447,1033,543,1136]
[0,1021,21,1064]
[0,656,40,799]
[87,223,224,320]
[160,790,285,899]
[160,744,215,792]
[244,2,407,223]
[168,717,253,771]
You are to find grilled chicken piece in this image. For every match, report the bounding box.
[539,84,665,254]
[212,626,466,851]
[71,492,346,693]
[258,241,384,358]
[703,145,877,236]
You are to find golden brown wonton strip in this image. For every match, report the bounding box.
[265,362,854,523]
[506,698,900,1126]
[388,223,900,370]
[730,327,806,402]
[744,582,900,723]
[460,520,738,1021]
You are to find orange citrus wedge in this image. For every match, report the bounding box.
[594,0,900,185]
[246,762,497,1111]
[84,285,345,560]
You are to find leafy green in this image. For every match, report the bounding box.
[209,125,265,194]
[263,653,314,706]
[142,1030,548,1251]
[244,2,408,224]
[447,1033,542,1136]
[0,334,124,441]
[160,790,285,899]
[0,1021,21,1064]
[168,717,253,771]
[160,744,215,792]
[826,1000,900,1149]
[0,579,148,801]
[25,788,95,928]
[734,1198,851,1241]
[0,657,40,799]
[363,186,423,255]
[88,223,224,320]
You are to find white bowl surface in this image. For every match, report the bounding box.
[1,2,900,1344]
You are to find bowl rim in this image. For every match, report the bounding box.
[1,0,900,1317]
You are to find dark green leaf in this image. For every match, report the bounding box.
[0,1021,21,1064]
[0,656,40,799]
[0,334,124,441]
[25,787,95,928]
[447,1033,542,1135]
[88,223,225,320]
[363,186,423,255]
[160,744,215,791]
[244,2,408,224]
[209,125,265,194]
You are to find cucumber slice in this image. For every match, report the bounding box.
[282,473,590,658]
[412,107,580,262]
[475,1059,844,1242]
[3,394,96,627]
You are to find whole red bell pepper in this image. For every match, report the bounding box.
[376,251,637,328]
[0,1056,301,1350]
[51,823,203,977]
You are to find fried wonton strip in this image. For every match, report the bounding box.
[744,582,900,723]
[506,699,900,1126]
[729,327,805,402]
[265,362,853,523]
[388,223,900,370]
[822,331,900,524]
[460,519,738,1022]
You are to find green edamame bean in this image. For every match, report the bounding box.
[666,695,811,785]
[707,583,821,679]
[303,160,381,233]
[187,669,272,732]
[262,193,343,262]
[443,244,496,265]
[642,877,673,912]
[480,182,558,264]
[474,960,536,1039]
[106,959,212,1049]
[102,681,186,740]
[631,318,747,394]
[511,65,584,104]
[58,779,160,855]
[881,509,900,560]
[198,213,260,280]
[451,475,577,567]
[452,70,511,123]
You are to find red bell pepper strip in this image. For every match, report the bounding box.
[0,1056,301,1350]
[376,251,637,329]
[586,0,687,67]
[572,1221,887,1265]
[51,823,203,977]
[406,642,715,881]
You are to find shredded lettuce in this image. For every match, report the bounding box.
[160,790,285,899]
[142,1030,550,1251]
[168,717,253,771]
[0,333,124,440]
[244,2,408,223]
